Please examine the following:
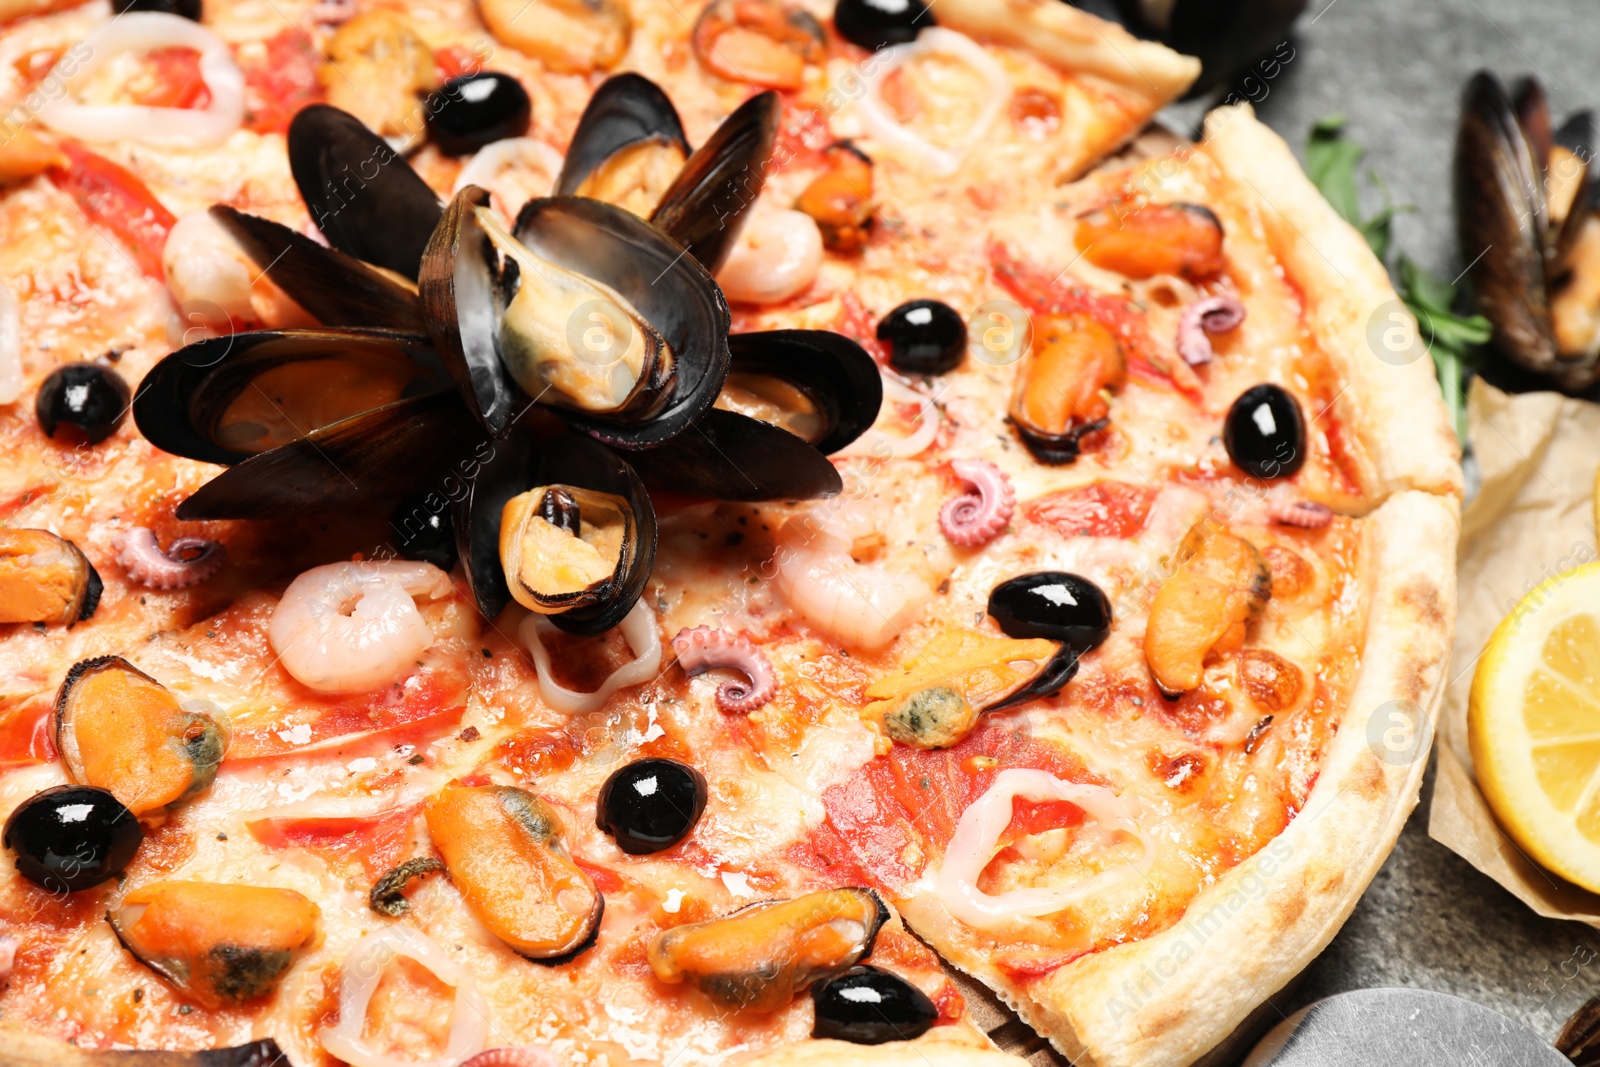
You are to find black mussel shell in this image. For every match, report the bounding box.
[1456,71,1569,383]
[514,197,732,448]
[209,207,423,332]
[288,104,443,280]
[419,186,527,436]
[135,328,445,466]
[457,431,657,634]
[1012,417,1108,467]
[726,329,882,455]
[649,91,780,274]
[988,572,1112,650]
[556,72,690,198]
[390,491,458,570]
[176,391,487,519]
[627,408,843,501]
[1116,0,1305,95]
[811,964,937,1044]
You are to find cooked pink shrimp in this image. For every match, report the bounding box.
[771,516,928,651]
[715,209,824,305]
[268,561,454,693]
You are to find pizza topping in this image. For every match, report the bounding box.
[519,600,663,714]
[1008,313,1126,465]
[1144,520,1271,697]
[856,28,1009,177]
[1267,499,1335,528]
[771,514,930,650]
[834,0,935,51]
[835,370,940,459]
[796,142,877,254]
[0,127,65,185]
[267,560,454,694]
[692,0,826,91]
[2,784,141,892]
[1224,383,1308,480]
[988,571,1113,649]
[715,208,826,306]
[596,757,708,854]
[939,458,1014,548]
[109,881,320,1009]
[54,656,226,816]
[320,12,438,147]
[1175,295,1246,366]
[424,782,604,962]
[0,280,17,406]
[389,494,457,571]
[36,362,131,444]
[880,298,966,376]
[721,329,882,455]
[112,527,226,589]
[115,0,201,18]
[647,887,888,1011]
[810,964,938,1044]
[481,0,631,74]
[35,14,244,146]
[0,528,103,625]
[929,768,1151,929]
[427,72,532,157]
[459,1051,558,1067]
[865,630,1063,749]
[321,925,490,1067]
[368,856,446,917]
[1075,202,1226,281]
[501,485,637,617]
[557,74,688,216]
[671,626,778,714]
[1238,649,1304,714]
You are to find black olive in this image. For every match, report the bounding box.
[834,0,934,52]
[3,785,141,893]
[389,492,458,570]
[878,299,965,375]
[112,0,202,18]
[36,363,131,445]
[596,758,707,855]
[987,571,1112,653]
[1223,383,1306,480]
[427,72,533,157]
[811,965,937,1044]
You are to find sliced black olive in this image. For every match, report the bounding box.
[427,72,533,157]
[3,785,141,893]
[596,757,707,855]
[879,299,965,375]
[987,572,1112,652]
[1223,383,1306,480]
[112,0,202,18]
[36,363,131,445]
[834,0,934,52]
[811,965,937,1044]
[389,492,458,570]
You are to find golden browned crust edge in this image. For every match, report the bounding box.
[733,1026,1028,1067]
[1200,104,1465,501]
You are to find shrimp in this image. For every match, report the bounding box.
[770,515,928,651]
[162,211,314,344]
[715,209,824,306]
[453,137,565,222]
[268,560,454,693]
[0,278,20,405]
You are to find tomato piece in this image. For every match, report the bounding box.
[241,29,324,135]
[130,47,211,110]
[226,671,467,761]
[835,290,888,364]
[1024,481,1159,539]
[0,702,54,767]
[248,805,421,878]
[48,142,176,280]
[433,43,485,82]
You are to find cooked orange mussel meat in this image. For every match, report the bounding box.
[1144,520,1271,697]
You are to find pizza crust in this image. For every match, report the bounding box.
[733,1027,1028,1067]
[1200,105,1465,501]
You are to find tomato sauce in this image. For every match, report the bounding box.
[47,142,175,280]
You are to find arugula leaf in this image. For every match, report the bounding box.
[1306,116,1396,260]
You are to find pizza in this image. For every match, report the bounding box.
[0,1,1460,1066]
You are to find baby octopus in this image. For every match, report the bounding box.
[1176,295,1246,367]
[671,626,777,713]
[113,528,225,590]
[939,459,1014,548]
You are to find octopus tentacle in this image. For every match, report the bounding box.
[1268,500,1334,528]
[671,626,776,714]
[939,458,1014,548]
[459,1049,559,1067]
[1176,295,1247,367]
[113,527,225,590]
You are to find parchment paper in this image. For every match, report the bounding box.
[1428,378,1600,924]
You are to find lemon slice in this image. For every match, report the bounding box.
[1471,562,1600,892]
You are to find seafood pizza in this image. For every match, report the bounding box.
[0,0,1459,1066]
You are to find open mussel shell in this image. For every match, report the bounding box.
[135,328,446,466]
[288,104,443,280]
[1455,70,1562,378]
[209,206,423,332]
[176,391,487,520]
[555,72,690,210]
[725,329,882,455]
[457,431,657,634]
[419,186,527,435]
[649,90,780,274]
[627,408,843,501]
[514,197,731,448]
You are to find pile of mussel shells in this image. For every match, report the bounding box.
[133,79,882,634]
[1456,71,1600,391]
